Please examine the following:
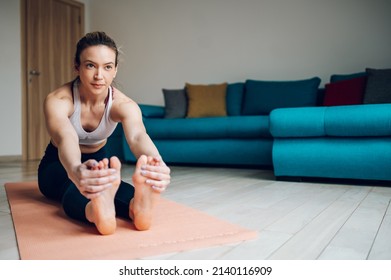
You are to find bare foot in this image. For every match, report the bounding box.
[85,157,121,235]
[129,155,160,231]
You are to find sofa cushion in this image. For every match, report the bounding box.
[163,88,187,118]
[242,77,321,115]
[186,83,227,118]
[363,68,391,104]
[144,115,271,139]
[226,83,244,116]
[323,76,366,106]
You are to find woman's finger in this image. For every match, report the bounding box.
[81,182,113,195]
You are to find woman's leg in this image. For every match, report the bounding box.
[39,159,91,223]
[39,142,114,228]
[114,180,135,220]
[39,144,160,233]
[62,183,90,223]
[38,143,71,202]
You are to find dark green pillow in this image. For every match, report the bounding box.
[226,83,244,116]
[242,77,321,115]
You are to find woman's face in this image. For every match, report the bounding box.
[77,45,117,95]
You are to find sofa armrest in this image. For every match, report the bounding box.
[270,104,391,138]
[139,104,165,118]
[270,107,326,137]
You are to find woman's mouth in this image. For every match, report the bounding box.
[91,83,105,89]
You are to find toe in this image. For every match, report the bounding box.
[110,156,122,170]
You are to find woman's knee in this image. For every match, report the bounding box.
[38,161,68,201]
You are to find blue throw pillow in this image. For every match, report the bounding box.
[226,83,244,116]
[242,77,321,115]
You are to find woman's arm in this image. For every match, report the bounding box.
[119,100,160,159]
[111,94,171,191]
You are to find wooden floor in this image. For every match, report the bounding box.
[1,159,391,260]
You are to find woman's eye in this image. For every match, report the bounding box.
[86,63,94,69]
[105,65,113,70]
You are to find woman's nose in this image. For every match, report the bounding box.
[94,68,103,79]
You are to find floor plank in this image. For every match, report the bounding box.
[319,189,391,259]
[367,197,391,260]
[268,187,371,260]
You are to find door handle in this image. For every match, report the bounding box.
[28,70,41,84]
[29,70,41,76]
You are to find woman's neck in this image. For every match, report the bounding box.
[77,80,108,106]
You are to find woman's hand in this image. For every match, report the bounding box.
[71,159,118,199]
[140,156,171,193]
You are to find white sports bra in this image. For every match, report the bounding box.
[69,80,118,145]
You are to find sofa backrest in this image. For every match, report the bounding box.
[227,78,322,116]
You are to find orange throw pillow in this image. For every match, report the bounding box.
[186,82,227,118]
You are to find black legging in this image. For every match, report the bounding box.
[38,142,134,223]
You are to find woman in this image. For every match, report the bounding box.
[38,31,171,235]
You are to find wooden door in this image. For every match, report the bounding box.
[21,0,84,160]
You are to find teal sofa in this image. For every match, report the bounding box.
[270,104,391,181]
[269,68,391,182]
[107,68,391,182]
[122,105,273,166]
[110,77,322,167]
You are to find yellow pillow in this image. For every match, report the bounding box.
[186,82,227,118]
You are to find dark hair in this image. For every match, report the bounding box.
[74,31,119,69]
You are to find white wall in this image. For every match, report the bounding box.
[89,0,391,105]
[0,0,22,156]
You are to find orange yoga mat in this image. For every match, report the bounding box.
[4,181,257,260]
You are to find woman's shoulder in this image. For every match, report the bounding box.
[112,87,138,107]
[110,87,141,121]
[48,82,73,100]
[45,82,74,110]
